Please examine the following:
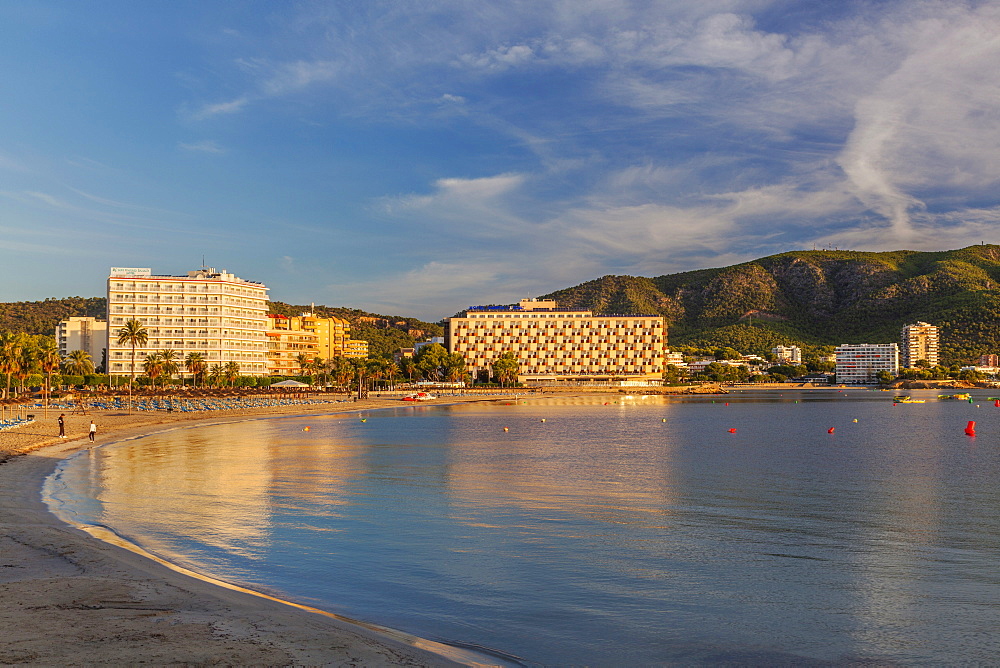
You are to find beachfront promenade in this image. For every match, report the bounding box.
[0,393,511,666]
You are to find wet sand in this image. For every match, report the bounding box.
[0,396,506,666]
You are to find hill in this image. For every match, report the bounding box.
[0,297,105,336]
[542,245,1000,364]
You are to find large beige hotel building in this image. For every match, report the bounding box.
[106,267,270,377]
[445,298,666,383]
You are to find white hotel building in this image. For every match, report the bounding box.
[106,267,270,378]
[445,298,666,383]
[834,343,899,384]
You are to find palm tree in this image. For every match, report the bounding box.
[207,363,224,387]
[63,349,94,377]
[0,331,24,399]
[329,356,353,390]
[185,351,207,386]
[295,353,311,376]
[223,361,240,387]
[143,352,164,386]
[14,340,38,395]
[116,319,148,389]
[38,338,60,412]
[159,349,180,385]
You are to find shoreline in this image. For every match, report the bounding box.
[0,395,517,666]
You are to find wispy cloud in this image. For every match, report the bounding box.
[179,140,227,154]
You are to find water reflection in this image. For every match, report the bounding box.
[47,392,1000,665]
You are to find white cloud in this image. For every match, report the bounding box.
[179,140,227,154]
[837,4,1000,241]
[194,96,250,119]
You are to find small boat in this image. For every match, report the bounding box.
[938,393,971,401]
[897,397,925,404]
[402,392,436,402]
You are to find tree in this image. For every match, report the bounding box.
[63,349,94,377]
[159,349,180,384]
[38,338,60,408]
[207,364,223,387]
[116,319,148,389]
[491,352,520,387]
[413,343,449,380]
[142,353,164,386]
[875,369,895,385]
[443,353,468,384]
[185,351,207,386]
[663,364,685,384]
[0,331,24,399]
[714,347,741,361]
[295,353,311,376]
[223,361,240,387]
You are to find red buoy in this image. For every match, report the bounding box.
[965,421,976,436]
[728,428,737,433]
[828,427,835,434]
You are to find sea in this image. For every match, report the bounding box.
[43,390,1000,666]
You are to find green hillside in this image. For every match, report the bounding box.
[542,245,1000,364]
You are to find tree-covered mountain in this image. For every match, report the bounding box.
[0,297,105,336]
[541,245,1000,364]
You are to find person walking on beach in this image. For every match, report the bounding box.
[88,420,96,442]
[58,414,66,438]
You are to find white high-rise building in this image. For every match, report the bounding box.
[55,316,108,368]
[835,343,899,384]
[106,267,270,378]
[899,322,940,368]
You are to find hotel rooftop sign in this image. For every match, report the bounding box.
[109,267,152,278]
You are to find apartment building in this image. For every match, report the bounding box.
[55,316,108,366]
[899,322,940,368]
[445,298,666,383]
[265,312,368,374]
[266,315,320,375]
[106,267,270,378]
[772,345,802,363]
[835,343,899,384]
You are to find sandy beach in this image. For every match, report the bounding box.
[0,395,507,666]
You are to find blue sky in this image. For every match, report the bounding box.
[2,1,999,320]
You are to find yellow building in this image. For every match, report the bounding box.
[445,298,666,383]
[266,312,367,374]
[266,315,320,375]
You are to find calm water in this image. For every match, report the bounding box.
[45,391,1000,666]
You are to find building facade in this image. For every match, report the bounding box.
[445,298,666,383]
[899,322,940,368]
[107,267,270,378]
[55,316,108,368]
[266,312,369,375]
[772,345,802,363]
[835,343,899,384]
[266,315,320,375]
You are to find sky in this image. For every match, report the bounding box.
[2,0,999,321]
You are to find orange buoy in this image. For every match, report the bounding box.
[728,428,737,433]
[965,421,976,436]
[503,427,509,432]
[303,426,310,432]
